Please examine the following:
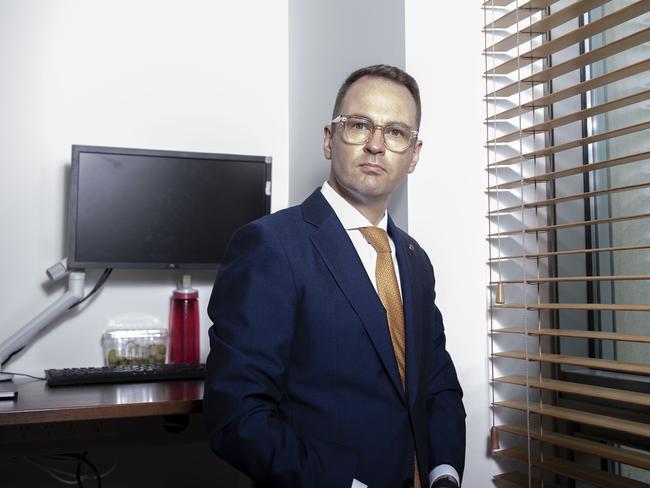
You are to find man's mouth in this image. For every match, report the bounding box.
[358,162,386,174]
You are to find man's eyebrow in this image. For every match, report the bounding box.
[348,113,412,126]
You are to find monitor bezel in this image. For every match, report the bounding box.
[67,144,271,270]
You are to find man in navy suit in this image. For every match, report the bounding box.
[204,65,465,488]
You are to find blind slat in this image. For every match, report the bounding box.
[494,375,650,406]
[485,0,610,53]
[484,0,558,29]
[488,89,650,143]
[490,120,650,166]
[489,243,650,261]
[496,424,650,470]
[493,350,650,375]
[493,302,650,312]
[486,26,650,97]
[493,326,650,343]
[483,0,514,8]
[493,471,562,488]
[494,400,650,437]
[488,181,650,214]
[495,274,650,284]
[488,211,650,237]
[493,447,650,488]
[489,58,650,120]
[488,0,650,75]
[488,150,650,190]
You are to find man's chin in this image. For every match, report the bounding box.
[353,185,391,203]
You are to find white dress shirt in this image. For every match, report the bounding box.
[320,182,460,488]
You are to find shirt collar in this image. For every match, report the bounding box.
[320,181,388,231]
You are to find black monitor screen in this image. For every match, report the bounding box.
[67,145,271,269]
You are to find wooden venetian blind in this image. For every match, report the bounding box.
[484,0,650,486]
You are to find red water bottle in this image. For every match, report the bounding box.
[169,275,200,364]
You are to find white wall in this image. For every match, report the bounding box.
[406,1,500,485]
[0,0,289,374]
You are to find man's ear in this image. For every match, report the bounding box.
[408,139,423,173]
[323,125,333,160]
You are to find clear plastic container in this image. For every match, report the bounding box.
[101,328,168,366]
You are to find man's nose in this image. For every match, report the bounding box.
[364,127,386,154]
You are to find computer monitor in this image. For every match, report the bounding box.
[67,145,271,269]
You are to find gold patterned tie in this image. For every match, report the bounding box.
[358,226,420,488]
[359,226,406,386]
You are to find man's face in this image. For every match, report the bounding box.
[323,76,422,212]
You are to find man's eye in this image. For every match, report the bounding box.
[387,127,408,138]
[350,121,369,131]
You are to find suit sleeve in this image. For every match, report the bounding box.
[423,255,466,482]
[203,221,357,488]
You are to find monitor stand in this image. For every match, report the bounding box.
[0,271,86,381]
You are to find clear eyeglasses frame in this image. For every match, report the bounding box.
[331,114,419,153]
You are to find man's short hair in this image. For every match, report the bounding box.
[332,64,421,128]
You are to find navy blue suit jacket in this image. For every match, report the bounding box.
[204,189,465,488]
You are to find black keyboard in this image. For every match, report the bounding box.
[45,363,206,386]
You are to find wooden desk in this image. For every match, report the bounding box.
[0,379,252,486]
[0,378,204,426]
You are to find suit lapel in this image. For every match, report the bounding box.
[388,217,422,409]
[303,191,407,405]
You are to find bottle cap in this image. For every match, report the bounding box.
[182,274,191,289]
[173,274,198,298]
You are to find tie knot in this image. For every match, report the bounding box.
[359,226,391,253]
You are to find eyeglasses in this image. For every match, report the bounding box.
[331,115,418,153]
